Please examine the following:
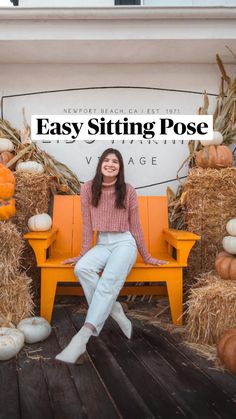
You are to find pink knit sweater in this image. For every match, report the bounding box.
[79,180,151,262]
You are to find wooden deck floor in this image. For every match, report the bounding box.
[1,303,236,419]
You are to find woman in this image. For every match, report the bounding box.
[56,148,167,364]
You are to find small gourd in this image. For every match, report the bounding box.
[200,131,223,146]
[0,163,15,186]
[0,327,24,361]
[196,145,233,169]
[17,317,51,344]
[28,213,52,231]
[0,163,15,200]
[222,236,236,255]
[217,328,236,373]
[0,151,14,166]
[0,138,14,153]
[226,218,236,236]
[215,251,236,280]
[16,161,44,174]
[0,198,16,220]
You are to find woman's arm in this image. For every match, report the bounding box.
[128,187,168,265]
[61,256,81,266]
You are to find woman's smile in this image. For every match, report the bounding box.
[101,153,120,181]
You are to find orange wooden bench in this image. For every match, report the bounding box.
[24,195,200,325]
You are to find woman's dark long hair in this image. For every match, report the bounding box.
[92,148,126,208]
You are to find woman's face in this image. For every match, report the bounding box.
[101,153,120,181]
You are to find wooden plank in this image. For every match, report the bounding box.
[148,196,168,255]
[103,319,219,419]
[40,327,87,419]
[107,319,227,418]
[56,285,167,296]
[137,197,149,262]
[67,307,157,419]
[132,319,236,419]
[100,321,186,418]
[52,307,121,419]
[16,343,53,419]
[152,324,236,401]
[52,195,74,256]
[72,195,82,255]
[0,359,20,419]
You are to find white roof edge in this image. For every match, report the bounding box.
[0,6,236,20]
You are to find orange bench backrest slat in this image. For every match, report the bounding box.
[51,195,168,258]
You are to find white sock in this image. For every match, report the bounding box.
[110,302,132,339]
[55,326,92,364]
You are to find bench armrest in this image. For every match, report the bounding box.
[163,228,200,266]
[24,228,59,265]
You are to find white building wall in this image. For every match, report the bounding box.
[1,62,234,195]
[1,6,235,194]
[0,63,227,97]
[18,0,236,7]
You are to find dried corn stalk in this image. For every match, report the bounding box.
[169,54,236,230]
[213,54,236,144]
[0,118,80,195]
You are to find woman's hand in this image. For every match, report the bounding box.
[61,256,81,266]
[145,256,169,266]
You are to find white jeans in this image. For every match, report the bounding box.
[74,231,138,336]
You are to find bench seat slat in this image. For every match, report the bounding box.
[38,253,179,268]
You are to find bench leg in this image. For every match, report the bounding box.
[41,269,57,323]
[166,271,183,326]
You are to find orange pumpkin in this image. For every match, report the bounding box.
[0,198,16,220]
[196,145,233,169]
[217,328,236,373]
[0,163,15,200]
[0,151,14,167]
[0,183,14,200]
[0,163,15,184]
[215,251,236,280]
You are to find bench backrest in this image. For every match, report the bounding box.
[51,195,169,261]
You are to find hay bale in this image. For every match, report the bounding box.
[186,272,236,345]
[0,221,24,275]
[21,245,41,308]
[11,172,51,306]
[182,167,236,286]
[0,271,34,325]
[13,171,51,234]
[0,221,34,325]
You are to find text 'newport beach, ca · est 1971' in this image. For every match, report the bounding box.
[31,114,213,142]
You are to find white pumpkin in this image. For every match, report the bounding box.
[0,316,15,328]
[226,218,236,236]
[0,327,24,361]
[200,131,223,146]
[17,316,51,344]
[16,160,44,173]
[222,236,236,254]
[0,138,14,152]
[28,213,52,231]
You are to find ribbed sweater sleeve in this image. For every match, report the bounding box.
[128,187,151,263]
[79,182,93,257]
